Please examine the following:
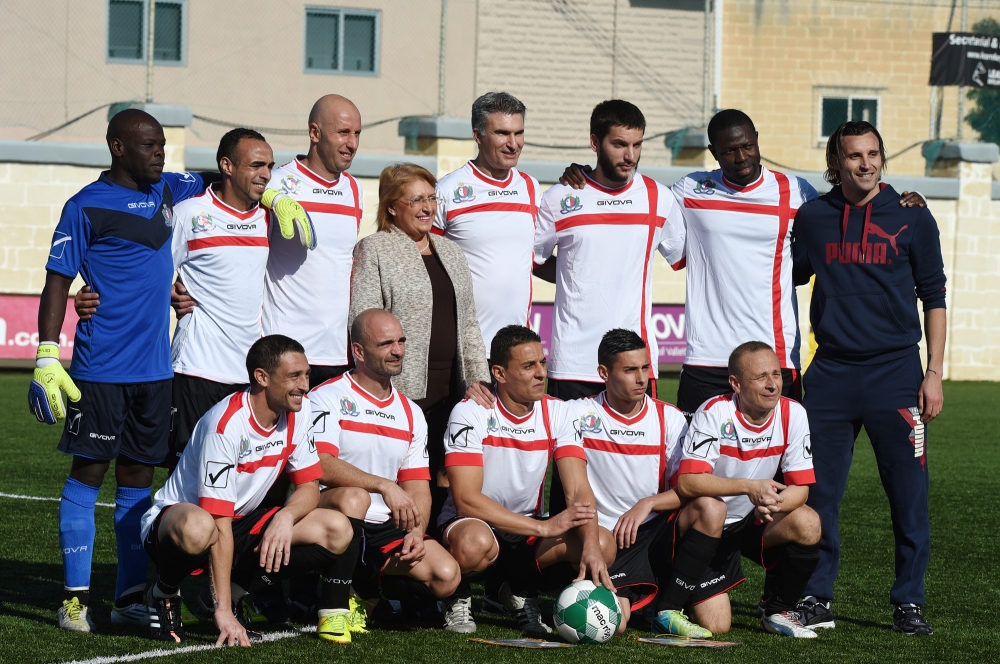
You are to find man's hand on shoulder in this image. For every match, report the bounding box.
[558,164,591,190]
[464,380,495,409]
[899,191,927,208]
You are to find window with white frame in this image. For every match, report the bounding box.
[820,96,879,138]
[305,7,380,75]
[107,0,186,64]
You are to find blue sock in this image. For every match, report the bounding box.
[59,478,100,595]
[114,485,152,601]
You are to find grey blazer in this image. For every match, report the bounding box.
[349,225,489,400]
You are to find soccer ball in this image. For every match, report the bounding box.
[552,580,622,644]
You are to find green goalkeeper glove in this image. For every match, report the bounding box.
[28,342,81,424]
[261,189,317,250]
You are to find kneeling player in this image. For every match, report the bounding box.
[308,309,461,629]
[139,336,361,645]
[440,325,615,635]
[674,341,821,638]
[571,329,726,636]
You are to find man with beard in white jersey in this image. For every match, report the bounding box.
[533,100,684,402]
[437,325,615,636]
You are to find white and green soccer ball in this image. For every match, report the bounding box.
[552,580,622,644]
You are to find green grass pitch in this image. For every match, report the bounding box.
[1,372,998,663]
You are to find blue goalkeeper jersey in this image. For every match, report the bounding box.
[45,171,205,383]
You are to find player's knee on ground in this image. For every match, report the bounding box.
[167,506,217,554]
[788,504,821,546]
[689,596,731,634]
[319,486,371,520]
[598,526,617,565]
[688,496,727,536]
[312,508,355,554]
[447,522,496,572]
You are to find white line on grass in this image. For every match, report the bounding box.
[0,491,115,508]
[50,626,316,664]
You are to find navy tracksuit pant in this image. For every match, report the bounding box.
[802,351,930,606]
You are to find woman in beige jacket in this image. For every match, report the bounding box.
[349,163,490,511]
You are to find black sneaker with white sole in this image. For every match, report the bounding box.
[892,603,933,635]
[796,596,835,629]
[146,587,185,644]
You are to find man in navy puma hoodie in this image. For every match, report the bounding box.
[791,121,945,636]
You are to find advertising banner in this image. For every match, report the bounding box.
[930,32,1000,88]
[0,295,79,360]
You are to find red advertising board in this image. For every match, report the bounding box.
[0,295,80,360]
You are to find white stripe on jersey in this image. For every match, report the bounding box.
[170,188,268,384]
[670,167,818,369]
[263,158,363,366]
[307,373,430,524]
[534,174,684,382]
[439,395,579,525]
[434,162,540,351]
[673,393,814,524]
[141,390,321,541]
[573,393,688,531]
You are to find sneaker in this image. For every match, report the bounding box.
[111,600,150,626]
[317,610,351,644]
[58,597,94,632]
[892,604,933,636]
[443,596,477,634]
[651,609,713,638]
[498,582,552,636]
[252,584,289,624]
[797,596,835,630]
[480,592,508,617]
[347,595,369,634]
[146,587,185,643]
[760,611,818,638]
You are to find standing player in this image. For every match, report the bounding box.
[308,309,462,627]
[432,92,539,356]
[262,94,364,387]
[534,100,684,400]
[673,341,821,638]
[140,335,361,645]
[28,109,208,631]
[793,121,946,636]
[571,329,725,637]
[438,325,614,635]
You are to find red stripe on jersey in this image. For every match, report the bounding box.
[444,452,483,467]
[641,177,661,382]
[199,497,235,517]
[783,468,816,485]
[733,395,775,433]
[237,443,293,474]
[209,189,260,220]
[315,441,339,456]
[722,171,765,192]
[655,400,668,492]
[300,201,358,217]
[496,397,533,425]
[216,392,244,434]
[289,462,322,485]
[339,420,411,442]
[188,236,268,252]
[678,459,714,475]
[554,212,653,232]
[702,394,731,411]
[347,374,395,408]
[582,437,659,455]
[771,172,792,366]
[345,172,363,230]
[446,202,538,221]
[294,158,340,188]
[468,161,514,187]
[554,446,587,461]
[671,257,686,271]
[682,198,795,217]
[249,507,281,535]
[720,444,786,460]
[482,436,550,452]
[584,174,636,196]
[397,468,431,482]
[430,226,445,236]
[525,175,538,325]
[399,394,415,443]
[601,394,649,425]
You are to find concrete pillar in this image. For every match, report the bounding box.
[125,103,193,172]
[398,117,476,178]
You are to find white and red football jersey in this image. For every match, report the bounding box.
[263,158,363,366]
[169,188,269,384]
[433,162,540,351]
[673,393,814,524]
[534,174,684,382]
[141,390,321,540]
[439,394,580,524]
[572,393,688,531]
[671,167,818,369]
[307,372,430,524]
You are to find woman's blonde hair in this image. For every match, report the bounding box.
[376,163,438,233]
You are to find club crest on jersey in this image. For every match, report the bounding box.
[162,203,174,227]
[280,175,302,195]
[486,414,499,433]
[694,177,717,195]
[191,211,215,233]
[720,420,738,441]
[560,193,583,214]
[453,183,475,203]
[579,413,603,434]
[238,435,252,459]
[340,397,360,417]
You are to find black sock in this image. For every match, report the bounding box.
[288,573,320,605]
[452,578,473,601]
[381,575,439,602]
[63,588,90,606]
[656,528,720,612]
[762,542,819,616]
[155,536,210,595]
[508,545,542,598]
